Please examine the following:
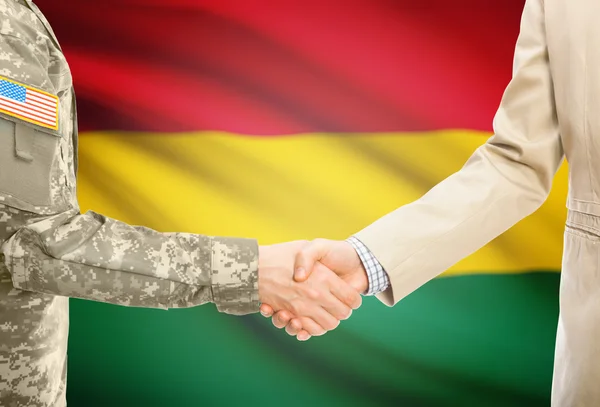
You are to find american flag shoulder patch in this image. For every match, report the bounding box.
[0,75,59,131]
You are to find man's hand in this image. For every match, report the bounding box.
[258,241,362,336]
[295,239,368,292]
[260,239,368,340]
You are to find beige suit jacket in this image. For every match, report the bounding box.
[355,0,599,404]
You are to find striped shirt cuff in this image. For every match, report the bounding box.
[346,236,390,296]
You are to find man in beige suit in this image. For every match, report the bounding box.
[260,0,596,404]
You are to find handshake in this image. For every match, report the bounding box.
[257,238,371,341]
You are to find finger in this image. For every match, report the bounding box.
[329,278,362,310]
[296,317,327,337]
[304,305,340,332]
[297,330,312,341]
[260,304,274,317]
[307,266,356,320]
[285,318,303,336]
[294,239,331,282]
[271,310,293,329]
[319,292,353,322]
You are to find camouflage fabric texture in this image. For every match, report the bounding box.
[0,1,260,406]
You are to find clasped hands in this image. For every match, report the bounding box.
[258,239,367,341]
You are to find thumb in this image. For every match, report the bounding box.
[294,239,330,282]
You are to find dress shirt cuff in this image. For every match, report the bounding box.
[346,236,390,296]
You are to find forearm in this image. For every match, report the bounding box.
[356,0,563,306]
[1,209,259,314]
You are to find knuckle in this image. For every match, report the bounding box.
[314,271,328,283]
[307,288,320,301]
[345,294,359,307]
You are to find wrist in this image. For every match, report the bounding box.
[341,240,369,293]
[257,245,271,303]
[346,236,390,295]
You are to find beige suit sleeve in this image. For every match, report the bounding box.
[354,0,564,306]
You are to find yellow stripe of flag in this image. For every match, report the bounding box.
[77,130,567,276]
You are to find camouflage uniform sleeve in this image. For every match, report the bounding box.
[0,209,259,315]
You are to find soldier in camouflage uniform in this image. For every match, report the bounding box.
[0,1,362,406]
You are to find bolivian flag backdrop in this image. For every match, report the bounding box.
[35,0,565,406]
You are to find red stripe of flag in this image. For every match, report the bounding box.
[0,97,56,126]
[28,92,58,108]
[0,95,56,121]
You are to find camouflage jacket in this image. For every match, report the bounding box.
[0,1,259,406]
